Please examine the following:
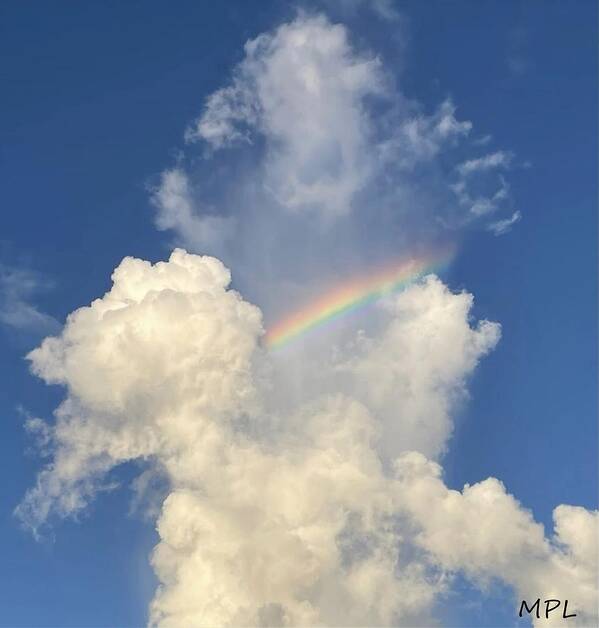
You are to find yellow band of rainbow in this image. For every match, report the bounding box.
[265,246,455,350]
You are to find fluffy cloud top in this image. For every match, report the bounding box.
[17,250,262,529]
[17,250,597,627]
[334,276,501,459]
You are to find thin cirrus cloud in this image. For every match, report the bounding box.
[456,149,513,176]
[487,210,522,236]
[16,12,597,628]
[0,264,60,337]
[174,13,513,236]
[327,0,402,22]
[184,13,385,219]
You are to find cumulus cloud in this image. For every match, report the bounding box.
[18,12,595,628]
[333,276,501,459]
[17,250,597,626]
[394,453,599,627]
[16,249,262,533]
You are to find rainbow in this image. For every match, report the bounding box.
[265,247,455,350]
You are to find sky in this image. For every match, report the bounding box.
[0,1,597,627]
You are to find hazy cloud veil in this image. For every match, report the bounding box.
[17,13,597,628]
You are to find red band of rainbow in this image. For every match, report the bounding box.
[266,245,456,350]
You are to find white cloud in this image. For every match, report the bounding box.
[157,13,518,249]
[472,133,492,146]
[394,452,599,627]
[333,276,500,459]
[452,172,512,218]
[0,265,60,336]
[378,99,472,169]
[17,13,571,628]
[186,14,384,218]
[16,249,262,534]
[457,150,512,176]
[151,169,234,251]
[487,210,522,236]
[16,250,597,626]
[451,152,517,226]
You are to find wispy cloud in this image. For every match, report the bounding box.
[0,265,60,337]
[487,210,522,236]
[507,25,533,77]
[185,14,385,219]
[472,133,492,146]
[457,150,512,176]
[156,12,519,266]
[323,0,401,22]
[451,172,512,218]
[151,168,235,250]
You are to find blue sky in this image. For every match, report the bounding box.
[1,1,596,626]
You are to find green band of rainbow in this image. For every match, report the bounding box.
[265,247,455,350]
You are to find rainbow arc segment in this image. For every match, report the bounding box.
[265,247,455,350]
